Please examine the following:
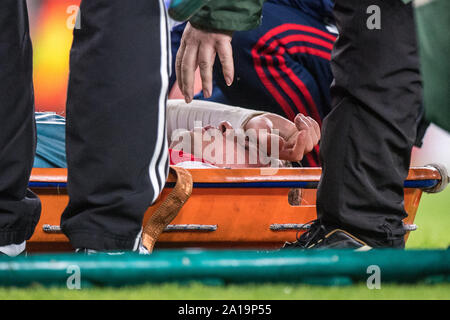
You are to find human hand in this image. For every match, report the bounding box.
[175,22,234,103]
[244,113,320,162]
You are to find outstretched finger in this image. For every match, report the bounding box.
[180,44,199,103]
[175,40,186,95]
[217,40,234,87]
[197,45,216,99]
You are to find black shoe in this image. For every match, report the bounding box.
[282,221,371,251]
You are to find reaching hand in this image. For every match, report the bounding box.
[176,22,234,103]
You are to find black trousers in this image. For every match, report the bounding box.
[317,0,422,248]
[0,1,41,246]
[0,0,170,250]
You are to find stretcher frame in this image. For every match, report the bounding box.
[27,166,445,252]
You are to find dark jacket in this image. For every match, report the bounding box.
[272,0,334,21]
[190,0,334,31]
[190,0,265,31]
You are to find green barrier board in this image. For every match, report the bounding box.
[0,249,448,287]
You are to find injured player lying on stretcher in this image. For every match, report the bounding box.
[167,100,320,168]
[34,100,320,169]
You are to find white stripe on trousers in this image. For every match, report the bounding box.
[158,0,171,191]
[148,0,170,204]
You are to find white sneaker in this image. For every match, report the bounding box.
[0,241,26,257]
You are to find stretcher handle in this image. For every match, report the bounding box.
[423,163,449,193]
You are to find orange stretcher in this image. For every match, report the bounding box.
[27,165,448,252]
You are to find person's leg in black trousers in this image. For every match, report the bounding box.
[61,0,170,251]
[0,0,41,256]
[319,0,422,248]
[285,0,422,249]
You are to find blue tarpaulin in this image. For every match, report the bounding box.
[34,112,67,168]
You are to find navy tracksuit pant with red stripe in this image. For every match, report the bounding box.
[0,0,170,250]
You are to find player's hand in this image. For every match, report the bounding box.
[287,113,321,161]
[176,22,234,103]
[244,113,321,162]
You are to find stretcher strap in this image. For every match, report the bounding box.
[142,167,193,253]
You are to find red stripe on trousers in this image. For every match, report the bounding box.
[259,34,334,54]
[264,53,311,120]
[252,51,296,120]
[274,47,323,125]
[286,46,331,60]
[253,29,334,124]
[252,50,320,167]
[252,24,336,167]
[256,23,337,46]
[254,43,324,124]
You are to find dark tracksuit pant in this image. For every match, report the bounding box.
[0,1,41,246]
[317,0,422,248]
[0,0,170,250]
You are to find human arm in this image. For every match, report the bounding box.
[166,99,263,141]
[166,100,320,162]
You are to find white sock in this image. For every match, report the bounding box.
[133,229,150,255]
[0,241,26,257]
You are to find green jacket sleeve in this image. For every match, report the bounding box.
[189,0,265,32]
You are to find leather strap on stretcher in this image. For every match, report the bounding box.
[142,166,193,253]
